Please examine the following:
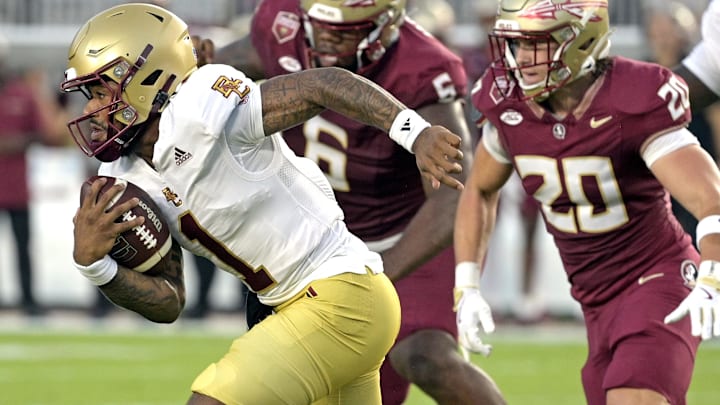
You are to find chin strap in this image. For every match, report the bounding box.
[96,118,155,162]
[151,73,177,113]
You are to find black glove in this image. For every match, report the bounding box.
[245,290,274,329]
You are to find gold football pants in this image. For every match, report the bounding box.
[191,270,401,404]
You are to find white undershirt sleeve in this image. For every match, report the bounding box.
[481,121,511,164]
[642,128,699,168]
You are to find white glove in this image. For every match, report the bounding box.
[665,260,720,340]
[455,287,495,356]
[454,262,495,357]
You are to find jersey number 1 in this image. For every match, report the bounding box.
[179,212,275,291]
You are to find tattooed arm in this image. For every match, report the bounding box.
[260,67,465,189]
[260,67,402,135]
[98,240,186,323]
[73,178,186,323]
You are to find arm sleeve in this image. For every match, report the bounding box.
[481,121,511,164]
[223,80,265,145]
[642,128,700,168]
[189,64,266,145]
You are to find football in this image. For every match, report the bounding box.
[80,175,172,272]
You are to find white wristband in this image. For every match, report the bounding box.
[389,109,431,153]
[455,261,481,289]
[74,255,118,286]
[695,215,720,251]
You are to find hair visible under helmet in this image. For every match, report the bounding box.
[61,3,197,162]
[300,0,406,73]
[489,0,612,101]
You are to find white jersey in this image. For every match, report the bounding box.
[683,0,720,96]
[99,64,383,306]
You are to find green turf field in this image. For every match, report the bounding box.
[0,327,718,405]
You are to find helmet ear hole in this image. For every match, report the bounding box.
[578,38,595,51]
[146,10,166,23]
[141,70,162,86]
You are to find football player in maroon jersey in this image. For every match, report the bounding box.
[454,1,720,405]
[216,1,505,404]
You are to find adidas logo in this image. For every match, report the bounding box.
[174,147,193,166]
[401,118,411,132]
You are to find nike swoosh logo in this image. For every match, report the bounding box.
[590,115,613,128]
[700,286,714,300]
[638,273,665,285]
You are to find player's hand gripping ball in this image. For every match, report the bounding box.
[80,176,171,272]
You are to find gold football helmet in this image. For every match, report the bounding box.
[300,0,406,72]
[61,3,197,161]
[489,0,612,100]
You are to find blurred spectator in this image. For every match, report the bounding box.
[441,2,497,145]
[499,174,548,323]
[407,0,456,42]
[643,1,720,242]
[451,2,497,85]
[643,0,712,20]
[0,41,66,315]
[183,254,248,319]
[182,255,218,319]
[644,1,700,68]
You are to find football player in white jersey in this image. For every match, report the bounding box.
[675,0,720,109]
[63,4,466,405]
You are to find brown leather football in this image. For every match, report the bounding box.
[80,175,172,272]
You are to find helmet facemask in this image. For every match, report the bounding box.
[63,57,142,162]
[489,28,573,101]
[489,0,612,101]
[300,0,404,73]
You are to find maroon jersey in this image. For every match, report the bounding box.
[251,0,468,241]
[473,57,695,307]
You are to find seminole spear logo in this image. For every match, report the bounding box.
[342,0,376,7]
[519,0,607,21]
